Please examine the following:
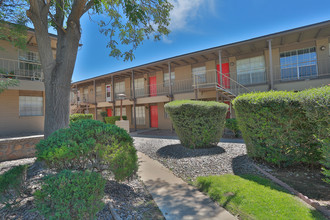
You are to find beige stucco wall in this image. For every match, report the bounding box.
[158,102,172,129]
[0,90,44,137]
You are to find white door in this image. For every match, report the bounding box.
[106,84,111,102]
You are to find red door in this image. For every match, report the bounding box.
[150,105,158,128]
[149,76,157,97]
[107,109,112,117]
[217,63,230,89]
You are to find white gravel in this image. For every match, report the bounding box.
[133,137,259,181]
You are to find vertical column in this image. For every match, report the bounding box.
[111,75,115,116]
[94,80,97,120]
[268,39,274,90]
[219,50,222,86]
[168,62,173,99]
[132,70,137,131]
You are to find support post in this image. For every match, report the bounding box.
[268,39,274,90]
[132,70,137,131]
[168,62,173,99]
[219,50,222,87]
[94,80,97,120]
[111,75,115,116]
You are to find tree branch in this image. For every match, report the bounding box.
[82,0,95,15]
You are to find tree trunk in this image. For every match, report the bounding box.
[43,68,72,138]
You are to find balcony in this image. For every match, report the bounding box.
[0,58,43,81]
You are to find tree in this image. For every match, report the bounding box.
[0,0,172,137]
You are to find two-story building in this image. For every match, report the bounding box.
[71,20,330,131]
[0,26,57,137]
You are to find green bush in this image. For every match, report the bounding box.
[36,119,138,181]
[105,116,127,124]
[232,90,322,167]
[69,113,93,123]
[35,170,105,219]
[165,100,228,149]
[0,165,27,205]
[225,118,241,137]
[100,111,107,122]
[298,86,330,182]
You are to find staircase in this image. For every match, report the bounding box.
[215,70,250,101]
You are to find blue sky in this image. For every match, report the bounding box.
[72,0,330,82]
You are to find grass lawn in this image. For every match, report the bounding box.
[196,174,326,220]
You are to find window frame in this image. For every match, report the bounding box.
[19,96,44,117]
[280,47,318,81]
[236,55,266,85]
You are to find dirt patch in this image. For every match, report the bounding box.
[260,165,330,210]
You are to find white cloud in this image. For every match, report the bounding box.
[168,0,217,31]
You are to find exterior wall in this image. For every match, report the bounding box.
[157,102,172,129]
[0,90,44,137]
[0,135,43,162]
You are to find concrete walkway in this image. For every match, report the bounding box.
[137,152,236,220]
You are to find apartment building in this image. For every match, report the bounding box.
[71,21,330,131]
[0,27,57,137]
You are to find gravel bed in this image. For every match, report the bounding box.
[133,137,259,181]
[0,159,164,220]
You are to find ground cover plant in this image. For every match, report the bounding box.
[35,170,105,220]
[0,165,27,206]
[69,113,93,123]
[196,174,326,220]
[232,88,329,167]
[105,116,128,124]
[36,119,138,181]
[165,100,228,149]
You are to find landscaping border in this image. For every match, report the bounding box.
[252,164,330,218]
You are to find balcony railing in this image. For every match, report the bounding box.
[0,58,43,81]
[71,58,330,104]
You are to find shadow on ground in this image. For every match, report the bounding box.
[156,144,225,159]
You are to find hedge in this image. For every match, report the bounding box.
[69,113,93,123]
[225,118,241,137]
[36,119,138,181]
[232,86,329,167]
[298,86,330,182]
[165,100,228,149]
[105,116,127,124]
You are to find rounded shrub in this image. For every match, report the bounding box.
[232,90,321,167]
[35,170,105,219]
[165,100,228,149]
[36,119,138,181]
[69,113,93,123]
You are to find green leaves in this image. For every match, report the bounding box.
[0,78,19,94]
[36,119,138,181]
[165,100,228,149]
[35,170,106,219]
[233,86,329,167]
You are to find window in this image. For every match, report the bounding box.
[133,78,145,97]
[280,47,317,80]
[115,107,126,116]
[83,88,88,102]
[105,85,111,101]
[237,56,266,85]
[19,50,42,80]
[134,106,145,125]
[164,72,175,86]
[19,96,43,116]
[115,81,125,97]
[192,67,206,84]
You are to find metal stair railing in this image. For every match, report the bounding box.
[215,70,251,97]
